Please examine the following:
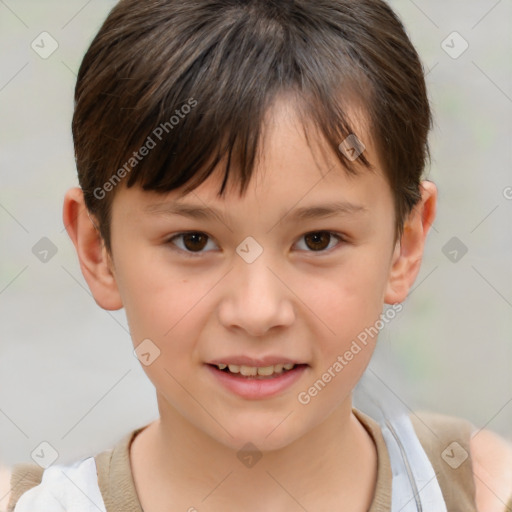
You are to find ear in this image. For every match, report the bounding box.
[384,180,437,304]
[62,187,123,310]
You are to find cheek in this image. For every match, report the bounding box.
[114,248,202,348]
[296,250,391,404]
[302,254,390,341]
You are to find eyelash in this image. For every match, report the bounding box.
[165,231,347,258]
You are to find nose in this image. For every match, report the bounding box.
[217,253,295,337]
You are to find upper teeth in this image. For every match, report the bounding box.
[217,363,295,376]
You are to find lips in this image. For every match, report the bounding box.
[206,362,308,399]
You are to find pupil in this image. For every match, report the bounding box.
[184,233,207,251]
[306,232,329,251]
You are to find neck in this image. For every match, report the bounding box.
[130,395,377,511]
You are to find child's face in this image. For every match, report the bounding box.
[107,97,400,450]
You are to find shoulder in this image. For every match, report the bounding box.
[470,427,512,512]
[0,427,145,512]
[410,410,512,512]
[0,462,45,512]
[0,464,12,511]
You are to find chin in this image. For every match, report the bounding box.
[210,413,308,453]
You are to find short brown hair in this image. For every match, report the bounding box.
[72,0,432,254]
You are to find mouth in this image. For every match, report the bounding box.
[205,360,309,400]
[208,362,307,379]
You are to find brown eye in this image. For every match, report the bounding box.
[182,233,208,251]
[167,232,216,256]
[297,231,344,253]
[304,232,331,251]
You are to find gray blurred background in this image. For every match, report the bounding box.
[0,0,511,467]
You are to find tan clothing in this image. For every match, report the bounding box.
[7,409,510,511]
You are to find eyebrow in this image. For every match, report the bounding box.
[144,200,367,225]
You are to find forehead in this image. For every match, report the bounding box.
[251,94,377,184]
[114,95,391,222]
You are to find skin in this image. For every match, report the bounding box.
[2,96,510,511]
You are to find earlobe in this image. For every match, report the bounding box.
[384,181,437,304]
[62,187,123,311]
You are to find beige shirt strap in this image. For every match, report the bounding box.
[352,408,393,511]
[410,411,477,511]
[95,428,145,512]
